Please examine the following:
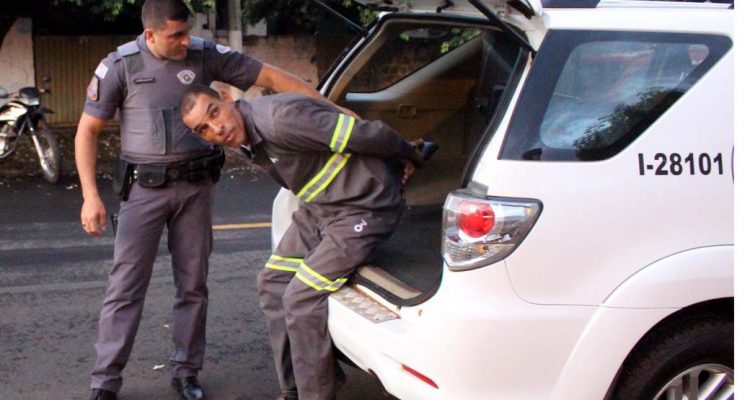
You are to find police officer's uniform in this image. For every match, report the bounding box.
[83,34,262,392]
[234,94,415,400]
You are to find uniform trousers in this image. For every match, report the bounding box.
[258,201,403,400]
[90,179,214,392]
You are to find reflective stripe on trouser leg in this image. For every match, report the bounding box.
[295,262,347,292]
[266,254,302,273]
[258,254,304,393]
[282,204,404,400]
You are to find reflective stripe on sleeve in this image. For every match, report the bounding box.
[295,262,348,292]
[329,114,355,154]
[265,255,302,273]
[295,153,351,202]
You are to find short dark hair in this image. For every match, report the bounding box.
[141,0,192,30]
[180,84,221,123]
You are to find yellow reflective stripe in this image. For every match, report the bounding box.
[304,154,350,202]
[265,255,302,272]
[329,114,355,153]
[301,262,334,285]
[337,115,355,153]
[295,273,325,291]
[329,114,346,151]
[296,262,348,292]
[270,255,303,263]
[266,264,298,272]
[294,272,347,292]
[295,153,351,202]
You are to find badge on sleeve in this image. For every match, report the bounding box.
[94,62,109,79]
[87,76,99,101]
[177,69,196,85]
[215,44,231,54]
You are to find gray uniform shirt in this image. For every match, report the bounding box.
[84,34,263,164]
[236,94,415,209]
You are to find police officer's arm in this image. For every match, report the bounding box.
[204,42,359,118]
[255,64,360,119]
[75,112,108,237]
[255,64,322,100]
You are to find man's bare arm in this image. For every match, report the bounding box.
[75,113,108,236]
[255,64,360,118]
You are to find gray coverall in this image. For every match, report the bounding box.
[82,35,262,392]
[234,94,415,400]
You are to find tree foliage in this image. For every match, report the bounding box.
[53,0,215,20]
[242,0,375,33]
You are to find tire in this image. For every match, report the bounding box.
[611,315,733,400]
[31,118,62,184]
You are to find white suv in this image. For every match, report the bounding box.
[272,1,734,399]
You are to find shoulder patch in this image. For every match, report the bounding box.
[87,77,99,101]
[94,62,109,79]
[215,44,231,54]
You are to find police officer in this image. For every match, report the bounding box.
[179,84,427,400]
[75,1,345,400]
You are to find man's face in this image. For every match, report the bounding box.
[183,92,248,148]
[145,19,192,60]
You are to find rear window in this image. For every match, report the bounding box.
[347,25,482,93]
[501,30,731,161]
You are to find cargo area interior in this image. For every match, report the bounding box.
[328,18,522,305]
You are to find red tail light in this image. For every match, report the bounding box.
[443,191,542,271]
[458,200,495,238]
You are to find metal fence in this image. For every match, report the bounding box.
[34,35,135,126]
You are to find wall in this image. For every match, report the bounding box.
[36,34,320,125]
[213,35,319,99]
[33,35,136,126]
[0,18,34,94]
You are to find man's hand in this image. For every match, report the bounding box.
[409,138,426,168]
[400,159,416,186]
[81,195,107,236]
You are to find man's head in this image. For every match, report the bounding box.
[142,0,193,60]
[180,84,248,148]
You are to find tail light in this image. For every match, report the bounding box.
[442,190,542,271]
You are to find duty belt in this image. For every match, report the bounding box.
[129,148,225,189]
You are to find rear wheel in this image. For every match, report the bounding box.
[31,118,62,184]
[612,315,733,400]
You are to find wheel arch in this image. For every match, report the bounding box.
[605,298,733,399]
[548,246,733,400]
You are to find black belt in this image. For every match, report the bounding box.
[132,148,225,188]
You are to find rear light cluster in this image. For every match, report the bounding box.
[442,190,542,271]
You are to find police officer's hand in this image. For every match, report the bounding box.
[81,196,107,237]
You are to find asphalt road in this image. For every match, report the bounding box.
[0,170,393,400]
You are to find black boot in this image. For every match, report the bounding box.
[172,376,204,400]
[89,389,117,400]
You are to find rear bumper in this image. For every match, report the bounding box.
[328,264,601,400]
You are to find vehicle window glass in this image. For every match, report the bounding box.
[501,31,732,161]
[347,26,482,93]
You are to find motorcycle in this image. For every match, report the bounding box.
[0,77,62,184]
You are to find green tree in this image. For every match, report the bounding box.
[54,0,214,20]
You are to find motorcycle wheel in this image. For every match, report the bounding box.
[31,118,62,184]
